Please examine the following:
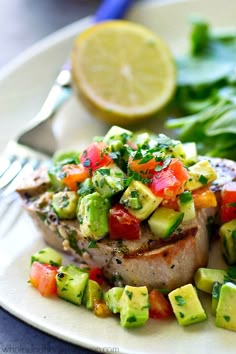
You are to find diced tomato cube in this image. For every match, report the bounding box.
[128,157,158,179]
[80,142,112,172]
[149,289,173,319]
[221,182,236,222]
[109,204,140,240]
[150,159,189,199]
[30,262,58,297]
[88,267,105,286]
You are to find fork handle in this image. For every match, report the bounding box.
[94,0,135,23]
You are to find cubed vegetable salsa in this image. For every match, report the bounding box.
[48,125,218,242]
[29,246,236,330]
[28,125,236,331]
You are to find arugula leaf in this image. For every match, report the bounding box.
[166,16,236,160]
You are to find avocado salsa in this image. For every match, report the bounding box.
[27,126,236,330]
[48,125,217,242]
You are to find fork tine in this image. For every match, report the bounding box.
[0,157,41,197]
[0,155,15,177]
[0,157,28,190]
[0,197,23,239]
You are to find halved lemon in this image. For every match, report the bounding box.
[71,20,176,125]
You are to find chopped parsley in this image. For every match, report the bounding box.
[126,290,133,300]
[154,156,171,172]
[224,315,231,322]
[61,194,69,208]
[199,174,208,185]
[212,282,221,300]
[88,240,98,249]
[98,168,110,176]
[179,191,193,203]
[127,316,137,323]
[175,295,186,306]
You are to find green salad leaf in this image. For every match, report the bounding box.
[166,16,236,160]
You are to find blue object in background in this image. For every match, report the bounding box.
[94,0,135,22]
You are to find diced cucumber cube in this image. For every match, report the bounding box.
[148,207,184,239]
[82,279,103,310]
[178,191,196,222]
[56,265,89,306]
[104,287,124,314]
[31,247,62,267]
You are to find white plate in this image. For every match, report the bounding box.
[0,0,236,353]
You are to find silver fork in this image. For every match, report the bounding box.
[0,67,71,239]
[0,66,71,201]
[0,0,134,205]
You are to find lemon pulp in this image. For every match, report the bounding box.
[71,20,176,125]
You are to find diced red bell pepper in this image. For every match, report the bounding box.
[88,267,105,286]
[221,182,236,222]
[109,204,140,240]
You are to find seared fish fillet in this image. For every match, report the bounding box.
[17,157,236,291]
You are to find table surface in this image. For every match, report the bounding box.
[0,1,108,353]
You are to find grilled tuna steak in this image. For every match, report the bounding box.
[17,157,236,291]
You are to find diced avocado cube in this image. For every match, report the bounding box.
[182,142,198,166]
[178,191,196,222]
[212,281,222,316]
[48,165,65,189]
[216,282,236,331]
[171,142,186,160]
[194,268,227,294]
[77,192,110,240]
[185,160,217,191]
[120,180,162,220]
[82,279,103,310]
[104,126,132,144]
[92,164,126,198]
[52,191,78,219]
[119,285,149,328]
[219,219,236,265]
[168,284,207,326]
[78,178,95,197]
[56,265,89,306]
[148,207,184,239]
[104,287,124,314]
[31,247,62,267]
[131,131,156,148]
